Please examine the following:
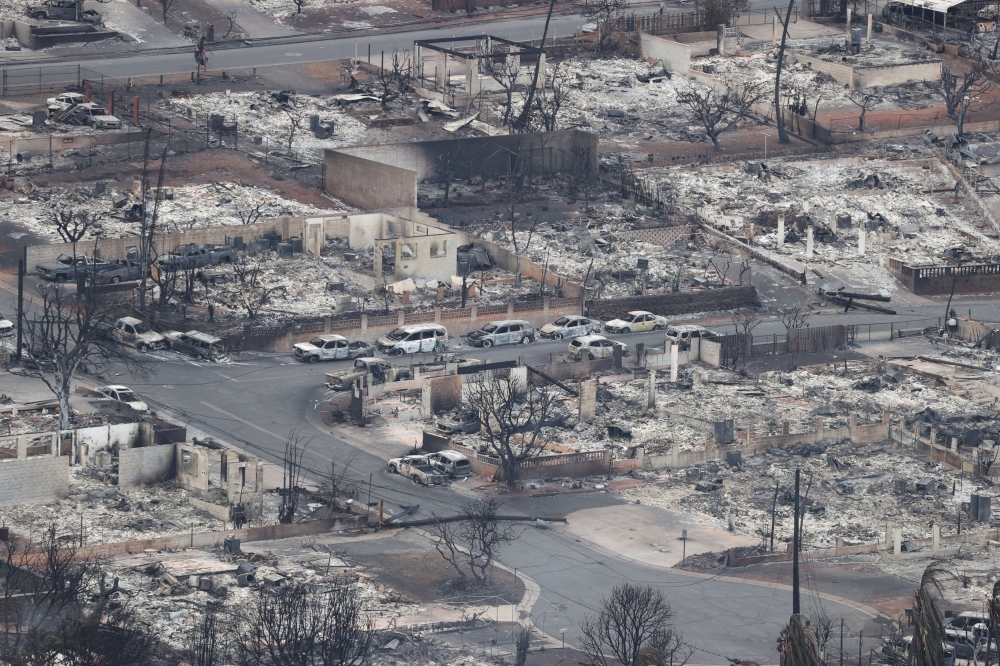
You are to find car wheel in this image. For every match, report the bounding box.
[622,327,631,334]
[137,343,147,353]
[111,275,122,284]
[411,475,421,484]
[520,336,531,345]
[56,275,66,283]
[554,333,563,340]
[483,339,494,348]
[394,347,405,356]
[653,324,664,331]
[197,353,207,361]
[588,352,596,360]
[308,356,319,364]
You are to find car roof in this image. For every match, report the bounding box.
[435,450,468,461]
[627,310,654,316]
[486,319,530,326]
[355,356,382,363]
[117,316,142,325]
[100,384,130,391]
[575,334,607,343]
[314,334,348,342]
[668,324,706,333]
[396,323,446,332]
[182,330,222,344]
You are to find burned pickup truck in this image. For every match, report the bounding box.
[36,253,105,282]
[159,243,237,271]
[324,357,411,391]
[92,258,143,284]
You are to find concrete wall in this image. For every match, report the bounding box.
[639,33,692,73]
[887,258,1000,296]
[793,54,940,90]
[327,130,598,191]
[453,230,583,299]
[25,209,424,273]
[119,444,176,490]
[0,456,68,505]
[1,130,164,157]
[325,150,418,210]
[422,374,462,415]
[646,410,890,469]
[453,443,611,480]
[586,285,759,320]
[21,515,368,562]
[855,60,942,89]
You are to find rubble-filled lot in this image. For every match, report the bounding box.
[163,90,370,161]
[2,180,344,242]
[623,435,977,550]
[640,152,999,288]
[0,466,250,544]
[462,357,1000,459]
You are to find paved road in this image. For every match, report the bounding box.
[0,13,589,81]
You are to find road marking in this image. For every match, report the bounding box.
[199,401,333,463]
[284,52,303,56]
[199,401,286,442]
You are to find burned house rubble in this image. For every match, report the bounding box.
[5,9,1000,661]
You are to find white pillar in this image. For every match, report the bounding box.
[647,371,656,410]
[892,527,901,556]
[670,345,679,382]
[932,523,940,550]
[806,226,814,259]
[858,229,866,256]
[885,520,893,545]
[867,13,873,41]
[777,216,785,247]
[772,15,777,44]
[846,8,852,40]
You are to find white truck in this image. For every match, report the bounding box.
[387,455,447,486]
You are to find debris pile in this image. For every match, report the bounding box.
[3,180,345,242]
[163,90,370,161]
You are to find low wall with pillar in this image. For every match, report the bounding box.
[646,410,891,469]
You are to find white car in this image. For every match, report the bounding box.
[539,316,601,340]
[568,335,629,361]
[604,310,667,334]
[78,103,121,129]
[377,323,448,356]
[46,92,86,116]
[97,385,148,412]
[112,317,166,351]
[387,454,447,485]
[294,334,374,363]
[0,317,13,338]
[427,450,473,477]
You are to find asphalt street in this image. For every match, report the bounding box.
[0,13,590,82]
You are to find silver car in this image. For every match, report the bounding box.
[539,316,601,340]
[466,319,535,348]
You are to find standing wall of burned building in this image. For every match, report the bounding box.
[586,285,759,320]
[118,444,177,491]
[324,150,419,211]
[0,456,69,505]
[325,131,598,208]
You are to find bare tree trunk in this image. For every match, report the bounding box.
[774,0,796,143]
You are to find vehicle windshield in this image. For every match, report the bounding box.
[90,108,111,116]
[55,254,74,265]
[309,337,325,346]
[118,390,138,402]
[134,323,151,334]
[210,343,225,354]
[481,324,498,333]
[386,329,409,341]
[553,317,570,326]
[570,339,583,346]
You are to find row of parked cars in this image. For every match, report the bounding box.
[298,312,719,365]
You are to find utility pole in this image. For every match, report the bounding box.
[839,618,844,666]
[793,467,800,615]
[770,479,779,552]
[15,253,23,363]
